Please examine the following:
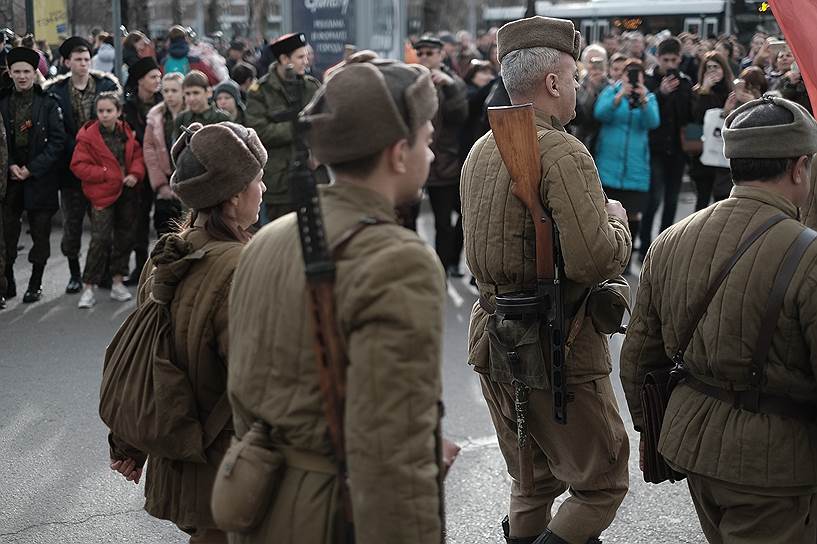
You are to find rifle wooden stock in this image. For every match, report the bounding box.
[487,104,554,281]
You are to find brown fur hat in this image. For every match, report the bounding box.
[301,59,438,165]
[170,122,267,209]
[497,16,581,62]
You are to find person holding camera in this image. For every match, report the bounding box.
[594,58,660,274]
[690,51,735,210]
[640,36,693,257]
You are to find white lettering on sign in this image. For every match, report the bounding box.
[304,0,351,15]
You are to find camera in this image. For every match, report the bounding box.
[627,67,640,109]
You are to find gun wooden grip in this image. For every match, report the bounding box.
[488,104,555,280]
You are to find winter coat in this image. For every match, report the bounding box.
[244,63,320,205]
[164,39,220,86]
[0,112,7,202]
[801,162,817,230]
[143,102,177,191]
[0,85,67,210]
[135,228,243,530]
[122,89,163,145]
[226,183,445,543]
[461,109,631,383]
[70,120,145,209]
[427,66,468,187]
[171,105,231,143]
[43,70,121,189]
[593,82,660,193]
[621,186,817,489]
[92,43,116,73]
[571,75,609,156]
[644,68,693,155]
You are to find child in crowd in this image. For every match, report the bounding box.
[144,72,185,236]
[213,79,246,124]
[70,91,145,308]
[172,70,231,142]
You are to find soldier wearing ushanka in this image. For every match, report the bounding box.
[461,16,632,544]
[621,97,817,544]
[244,32,320,223]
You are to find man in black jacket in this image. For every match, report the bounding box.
[640,36,692,256]
[1,47,67,303]
[121,56,162,284]
[413,35,468,277]
[45,36,120,294]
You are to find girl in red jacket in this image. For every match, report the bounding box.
[70,91,146,308]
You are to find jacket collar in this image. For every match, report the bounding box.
[534,108,565,132]
[320,181,397,224]
[730,185,799,219]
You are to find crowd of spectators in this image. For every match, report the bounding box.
[0,22,812,310]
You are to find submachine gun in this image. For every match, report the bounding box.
[487,104,569,493]
[280,66,355,543]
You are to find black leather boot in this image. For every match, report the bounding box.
[124,249,147,286]
[23,263,44,303]
[5,265,16,299]
[65,258,82,294]
[502,516,539,544]
[532,529,571,544]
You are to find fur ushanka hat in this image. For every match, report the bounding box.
[170,122,267,209]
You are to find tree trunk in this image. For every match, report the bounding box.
[422,0,441,33]
[206,0,220,33]
[171,0,182,25]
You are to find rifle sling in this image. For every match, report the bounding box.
[684,226,817,419]
[673,213,788,361]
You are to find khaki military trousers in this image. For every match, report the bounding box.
[481,375,629,544]
[686,472,817,544]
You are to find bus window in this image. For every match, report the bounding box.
[684,17,703,35]
[704,18,719,38]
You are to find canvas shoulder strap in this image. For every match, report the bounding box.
[749,226,817,388]
[673,213,788,364]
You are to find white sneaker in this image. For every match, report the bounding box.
[78,287,95,309]
[110,283,133,302]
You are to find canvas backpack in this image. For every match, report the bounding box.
[99,234,232,462]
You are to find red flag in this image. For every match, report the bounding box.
[768,0,817,107]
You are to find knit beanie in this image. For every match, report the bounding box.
[170,122,267,209]
[214,79,245,111]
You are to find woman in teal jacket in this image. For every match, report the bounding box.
[594,58,660,264]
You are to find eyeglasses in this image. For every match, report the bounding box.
[415,50,438,57]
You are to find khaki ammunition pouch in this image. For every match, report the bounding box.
[486,312,549,390]
[211,422,285,533]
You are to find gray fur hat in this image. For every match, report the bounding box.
[170,122,267,209]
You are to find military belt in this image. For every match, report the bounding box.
[280,446,337,475]
[683,375,816,423]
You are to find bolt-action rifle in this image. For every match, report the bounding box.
[282,66,354,544]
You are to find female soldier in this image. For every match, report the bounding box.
[109,121,267,544]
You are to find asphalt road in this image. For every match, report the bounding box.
[0,193,705,544]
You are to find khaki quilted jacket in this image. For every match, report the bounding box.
[227,183,446,544]
[621,186,817,489]
[461,109,631,384]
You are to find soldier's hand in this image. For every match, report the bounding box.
[110,458,143,484]
[605,199,628,223]
[442,438,461,478]
[9,164,21,180]
[18,166,31,180]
